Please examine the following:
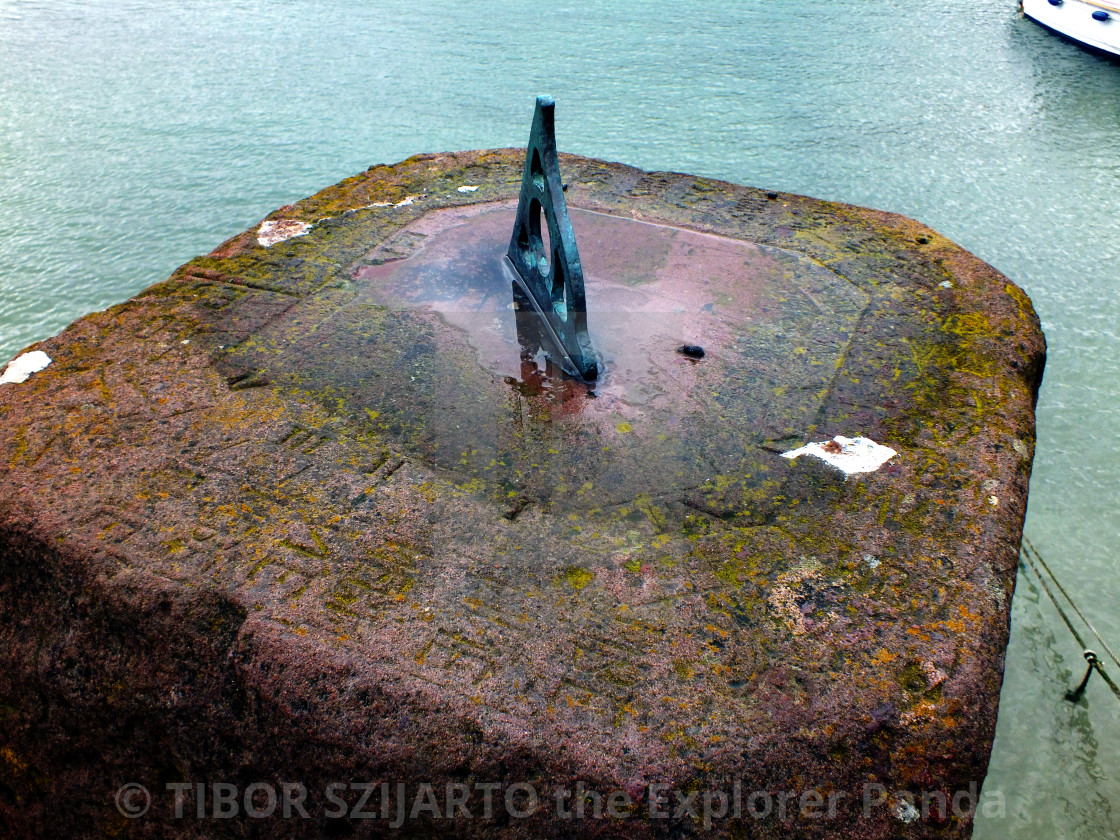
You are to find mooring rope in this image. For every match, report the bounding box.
[1019,539,1120,703]
[1023,537,1120,670]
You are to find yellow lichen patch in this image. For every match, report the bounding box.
[714,556,753,586]
[634,494,667,531]
[1004,282,1034,319]
[557,566,594,589]
[6,426,29,468]
[900,700,939,728]
[871,648,897,665]
[0,746,27,772]
[942,312,993,338]
[457,477,485,494]
[204,388,289,433]
[958,604,981,624]
[414,639,433,664]
[906,625,932,642]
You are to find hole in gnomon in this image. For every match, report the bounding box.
[529,198,550,275]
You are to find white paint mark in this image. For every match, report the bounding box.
[258,219,312,247]
[939,280,953,288]
[367,195,422,209]
[893,799,921,823]
[865,554,881,570]
[180,339,190,345]
[781,435,898,476]
[0,350,52,385]
[457,185,479,193]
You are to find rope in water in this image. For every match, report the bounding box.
[1023,537,1120,670]
[1019,538,1120,703]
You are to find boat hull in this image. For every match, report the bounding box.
[1023,0,1120,58]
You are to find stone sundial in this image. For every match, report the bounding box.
[0,97,1044,839]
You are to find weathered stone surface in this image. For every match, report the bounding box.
[0,150,1044,839]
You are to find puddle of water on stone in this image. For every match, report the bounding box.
[354,203,864,414]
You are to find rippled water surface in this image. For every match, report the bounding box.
[2,1,1118,835]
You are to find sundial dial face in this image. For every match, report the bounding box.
[281,200,869,522]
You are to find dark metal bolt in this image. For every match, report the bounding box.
[678,344,705,359]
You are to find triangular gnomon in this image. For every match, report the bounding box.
[507,95,599,381]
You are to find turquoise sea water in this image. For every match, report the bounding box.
[1,1,1118,835]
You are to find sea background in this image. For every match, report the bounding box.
[1,1,1118,835]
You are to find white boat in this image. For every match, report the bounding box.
[1022,0,1120,59]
